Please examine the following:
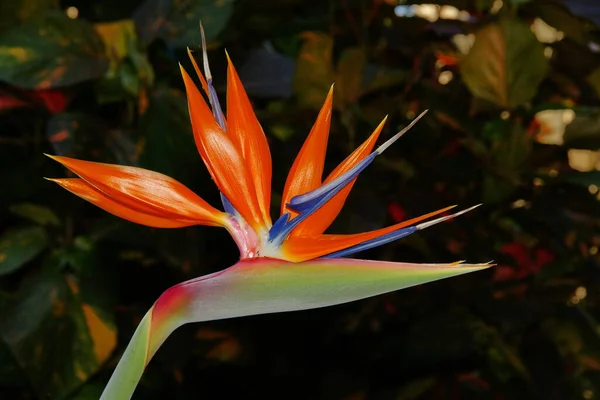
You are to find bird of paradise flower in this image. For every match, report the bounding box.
[46,27,490,400]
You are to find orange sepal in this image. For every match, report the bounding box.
[180,65,266,232]
[49,178,203,228]
[226,53,272,226]
[291,117,387,237]
[281,206,456,262]
[46,155,227,227]
[186,48,229,131]
[281,86,334,217]
[186,48,209,97]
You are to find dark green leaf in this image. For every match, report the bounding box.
[9,203,61,226]
[0,12,108,89]
[481,120,531,203]
[0,336,27,387]
[46,112,137,164]
[335,47,365,107]
[0,261,116,399]
[73,382,105,399]
[461,17,548,108]
[563,171,600,186]
[361,64,410,96]
[0,226,47,276]
[238,47,295,98]
[293,32,334,109]
[138,87,201,180]
[133,0,235,47]
[0,0,58,33]
[587,68,600,98]
[395,377,436,400]
[563,112,600,149]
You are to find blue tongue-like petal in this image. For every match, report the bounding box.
[220,193,238,216]
[322,204,481,258]
[286,153,376,214]
[322,227,417,258]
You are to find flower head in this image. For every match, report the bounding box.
[47,25,490,400]
[47,46,479,266]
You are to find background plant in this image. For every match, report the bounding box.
[1,0,600,399]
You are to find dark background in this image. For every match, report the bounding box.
[1,0,600,399]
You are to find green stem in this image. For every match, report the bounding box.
[99,303,183,400]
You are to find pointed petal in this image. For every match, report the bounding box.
[193,21,227,130]
[100,256,489,398]
[281,86,334,217]
[46,155,227,226]
[287,110,428,214]
[187,47,209,97]
[180,66,266,232]
[292,117,386,236]
[415,204,481,229]
[268,111,427,244]
[226,53,272,226]
[280,206,456,261]
[49,178,208,228]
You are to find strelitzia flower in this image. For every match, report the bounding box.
[47,29,489,400]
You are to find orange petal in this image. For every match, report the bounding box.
[180,65,266,232]
[291,117,387,237]
[281,206,456,262]
[49,178,201,228]
[226,53,272,226]
[46,155,227,226]
[187,48,209,97]
[281,86,334,217]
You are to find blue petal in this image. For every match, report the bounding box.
[269,213,290,241]
[220,193,238,215]
[321,226,417,258]
[287,153,377,213]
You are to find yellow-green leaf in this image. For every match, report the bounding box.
[94,19,136,64]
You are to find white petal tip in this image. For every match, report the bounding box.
[375,109,428,154]
[416,204,482,230]
[198,21,212,81]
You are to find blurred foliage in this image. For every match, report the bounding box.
[1,0,600,399]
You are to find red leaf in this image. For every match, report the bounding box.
[0,89,29,112]
[0,87,71,114]
[498,242,555,280]
[387,202,406,223]
[29,89,72,113]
